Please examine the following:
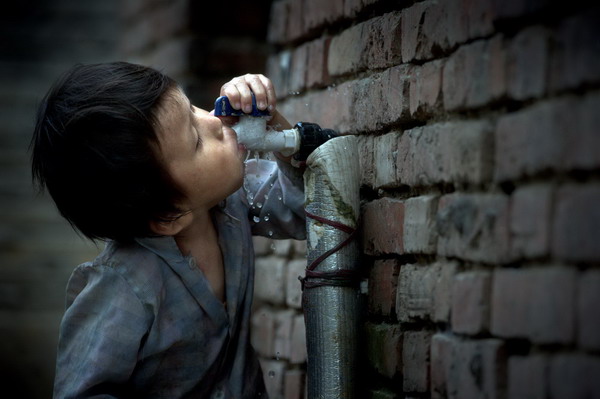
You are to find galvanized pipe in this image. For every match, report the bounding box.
[302,135,361,398]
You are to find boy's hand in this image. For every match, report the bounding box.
[218,74,292,131]
[220,74,275,113]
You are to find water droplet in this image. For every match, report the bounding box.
[263,215,270,222]
[276,351,280,360]
[268,370,275,378]
[270,242,276,250]
[268,231,273,237]
[256,202,263,209]
[253,216,260,223]
[277,195,282,201]
[264,194,269,200]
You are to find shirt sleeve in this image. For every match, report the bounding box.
[243,158,306,240]
[54,263,152,398]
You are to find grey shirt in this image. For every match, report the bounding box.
[53,159,306,398]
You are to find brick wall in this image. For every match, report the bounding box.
[267,0,600,398]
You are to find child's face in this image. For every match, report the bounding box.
[154,87,246,213]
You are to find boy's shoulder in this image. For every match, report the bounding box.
[69,239,168,299]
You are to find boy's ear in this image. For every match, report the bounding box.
[149,213,191,236]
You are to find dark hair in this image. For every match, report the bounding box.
[30,62,185,242]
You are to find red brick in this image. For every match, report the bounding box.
[553,184,600,263]
[491,267,576,344]
[578,270,600,350]
[303,0,344,34]
[403,195,439,254]
[267,0,290,44]
[368,259,401,317]
[398,120,494,187]
[286,259,305,309]
[365,322,403,379]
[409,59,444,119]
[403,331,432,393]
[549,354,600,399]
[396,263,440,322]
[509,184,552,259]
[305,37,331,89]
[506,26,549,100]
[451,272,491,335]
[549,9,600,91]
[436,193,511,264]
[284,369,305,399]
[442,35,506,111]
[508,355,549,399]
[361,198,405,256]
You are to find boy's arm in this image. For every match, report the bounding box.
[54,264,150,398]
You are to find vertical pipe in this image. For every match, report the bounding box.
[302,135,361,398]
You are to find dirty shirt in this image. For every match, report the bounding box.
[53,159,306,399]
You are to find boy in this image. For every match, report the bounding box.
[31,62,306,398]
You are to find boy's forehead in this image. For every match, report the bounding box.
[156,88,187,131]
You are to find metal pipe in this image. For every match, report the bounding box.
[302,135,361,398]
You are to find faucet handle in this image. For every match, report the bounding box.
[213,93,271,117]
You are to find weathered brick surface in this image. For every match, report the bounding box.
[578,270,600,351]
[396,263,440,322]
[442,35,506,111]
[328,12,401,77]
[432,335,506,399]
[369,259,401,317]
[409,59,444,119]
[366,322,403,379]
[509,184,552,259]
[263,1,600,397]
[491,267,576,344]
[402,331,432,393]
[254,256,286,305]
[398,121,494,187]
[552,184,600,263]
[506,26,549,100]
[549,354,600,399]
[451,271,491,335]
[403,195,439,254]
[507,355,548,399]
[362,198,405,256]
[549,9,600,92]
[436,193,511,264]
[286,259,305,309]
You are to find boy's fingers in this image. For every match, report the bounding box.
[221,84,242,110]
[258,74,276,111]
[244,74,268,111]
[235,78,254,113]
